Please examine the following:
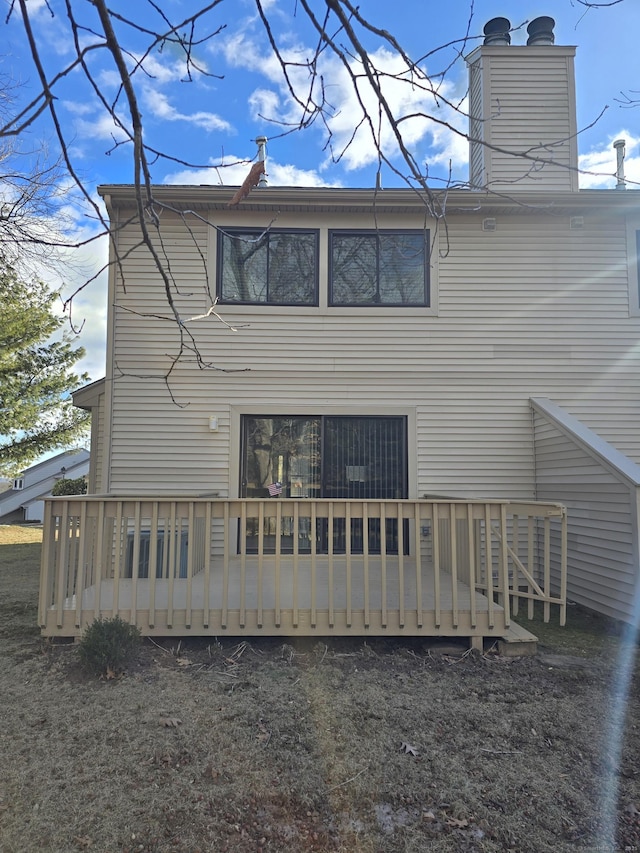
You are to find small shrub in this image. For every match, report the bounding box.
[78,616,141,676]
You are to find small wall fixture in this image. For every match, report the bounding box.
[482,218,497,232]
[570,216,584,230]
[209,416,219,431]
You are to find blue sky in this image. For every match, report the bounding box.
[2,0,640,382]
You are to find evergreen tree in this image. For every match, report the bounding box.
[0,265,89,476]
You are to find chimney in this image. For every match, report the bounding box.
[466,17,578,192]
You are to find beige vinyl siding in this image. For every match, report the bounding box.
[466,46,577,192]
[92,391,106,493]
[532,402,640,622]
[468,58,485,188]
[105,201,640,512]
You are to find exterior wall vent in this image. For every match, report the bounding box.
[482,217,497,232]
[483,17,511,46]
[614,138,626,190]
[570,216,584,230]
[256,136,268,188]
[527,16,555,46]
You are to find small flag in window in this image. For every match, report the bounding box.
[268,482,283,497]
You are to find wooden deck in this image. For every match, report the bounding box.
[54,555,505,637]
[39,497,567,644]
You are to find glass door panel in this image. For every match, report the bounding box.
[241,416,320,553]
[321,416,407,554]
[240,415,407,554]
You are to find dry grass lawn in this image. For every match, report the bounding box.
[1,524,639,853]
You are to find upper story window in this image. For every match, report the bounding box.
[13,478,24,490]
[329,230,429,307]
[218,229,319,305]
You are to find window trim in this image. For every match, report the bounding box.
[328,228,430,308]
[217,227,320,307]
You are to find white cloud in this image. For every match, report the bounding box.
[165,154,339,188]
[62,100,96,117]
[578,132,640,189]
[74,113,131,145]
[141,89,232,133]
[249,89,281,120]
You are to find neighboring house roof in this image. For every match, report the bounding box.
[0,448,90,521]
[73,377,106,410]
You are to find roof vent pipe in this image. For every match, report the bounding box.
[614,138,626,190]
[256,136,268,188]
[483,17,511,46]
[527,16,555,46]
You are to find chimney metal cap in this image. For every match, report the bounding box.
[527,16,555,45]
[483,17,511,46]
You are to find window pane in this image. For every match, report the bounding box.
[331,234,377,304]
[268,232,316,304]
[221,232,268,302]
[221,230,317,304]
[379,233,426,304]
[330,231,428,306]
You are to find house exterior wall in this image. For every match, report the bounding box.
[92,389,106,493]
[99,189,640,514]
[532,400,640,623]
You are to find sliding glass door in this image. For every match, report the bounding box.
[240,415,407,554]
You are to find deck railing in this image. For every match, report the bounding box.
[38,497,567,639]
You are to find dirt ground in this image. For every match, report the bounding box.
[1,525,640,853]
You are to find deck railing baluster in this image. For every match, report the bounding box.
[380,502,387,629]
[55,501,69,629]
[467,505,476,629]
[397,503,404,629]
[328,502,334,628]
[274,501,281,628]
[111,502,123,619]
[239,502,247,628]
[485,505,495,628]
[449,503,458,629]
[500,505,511,629]
[310,501,317,628]
[293,502,299,628]
[203,501,212,629]
[167,502,176,629]
[222,501,230,629]
[543,517,551,623]
[432,503,441,629]
[345,502,352,628]
[257,502,264,628]
[130,503,141,625]
[413,504,422,628]
[363,502,370,628]
[148,502,159,629]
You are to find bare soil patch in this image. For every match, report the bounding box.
[1,525,639,852]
